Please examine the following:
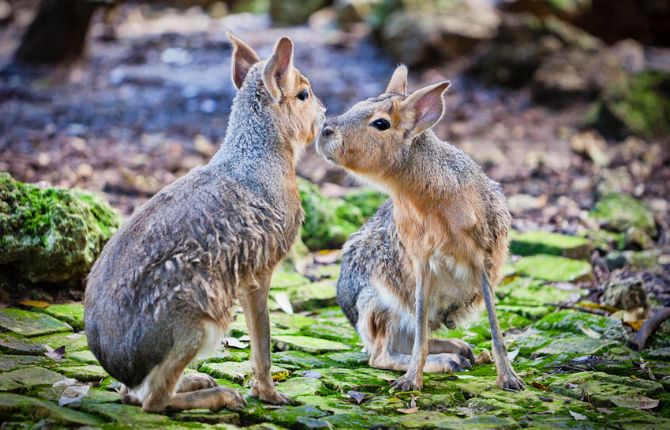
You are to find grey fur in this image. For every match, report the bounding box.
[85,64,303,392]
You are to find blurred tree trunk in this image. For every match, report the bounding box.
[14,0,105,63]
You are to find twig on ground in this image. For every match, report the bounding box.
[630,307,670,351]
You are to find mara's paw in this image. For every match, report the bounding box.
[452,340,475,364]
[497,369,525,391]
[425,353,472,373]
[212,387,247,411]
[252,385,292,405]
[178,372,218,393]
[390,373,422,392]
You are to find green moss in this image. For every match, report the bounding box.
[272,350,332,369]
[497,277,584,307]
[270,271,310,289]
[0,308,72,337]
[596,71,670,139]
[509,230,591,259]
[36,303,84,331]
[513,255,594,282]
[0,392,103,426]
[299,178,366,250]
[341,188,387,219]
[534,310,622,335]
[285,280,337,312]
[200,361,289,385]
[273,335,351,354]
[590,193,657,237]
[0,173,120,284]
[56,364,108,381]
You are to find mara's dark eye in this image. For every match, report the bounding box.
[297,89,309,101]
[370,118,391,131]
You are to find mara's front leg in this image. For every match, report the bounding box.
[240,273,291,404]
[482,273,524,391]
[391,256,432,391]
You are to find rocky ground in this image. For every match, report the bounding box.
[1,1,670,428]
[2,242,670,428]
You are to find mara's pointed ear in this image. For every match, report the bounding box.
[386,65,408,95]
[262,37,294,103]
[228,32,261,89]
[401,81,450,139]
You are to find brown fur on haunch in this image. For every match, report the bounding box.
[318,66,524,392]
[84,34,325,413]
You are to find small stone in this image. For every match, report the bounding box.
[569,131,610,167]
[273,335,351,354]
[0,308,72,337]
[601,276,649,311]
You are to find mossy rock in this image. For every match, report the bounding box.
[513,255,594,282]
[593,70,670,140]
[272,350,332,370]
[56,364,108,381]
[241,401,328,429]
[0,333,44,355]
[317,367,395,393]
[0,392,103,426]
[509,230,591,259]
[533,309,622,336]
[298,178,366,250]
[273,335,351,354]
[548,371,663,408]
[270,271,311,289]
[270,312,319,332]
[27,331,89,352]
[0,366,67,389]
[0,355,49,372]
[36,303,85,331]
[535,336,616,356]
[200,361,289,385]
[276,376,323,397]
[590,193,657,237]
[0,308,72,337]
[497,277,584,307]
[0,173,120,285]
[285,280,337,312]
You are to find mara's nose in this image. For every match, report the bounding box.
[321,126,334,138]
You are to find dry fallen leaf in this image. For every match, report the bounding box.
[44,345,66,361]
[346,390,366,404]
[302,371,322,379]
[531,381,549,391]
[569,411,587,421]
[626,320,646,331]
[274,292,294,315]
[225,337,248,349]
[507,348,520,362]
[19,300,50,308]
[397,395,419,414]
[610,394,659,410]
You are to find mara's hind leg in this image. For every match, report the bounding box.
[176,373,218,393]
[360,307,471,376]
[429,338,475,364]
[120,385,140,406]
[141,322,246,413]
